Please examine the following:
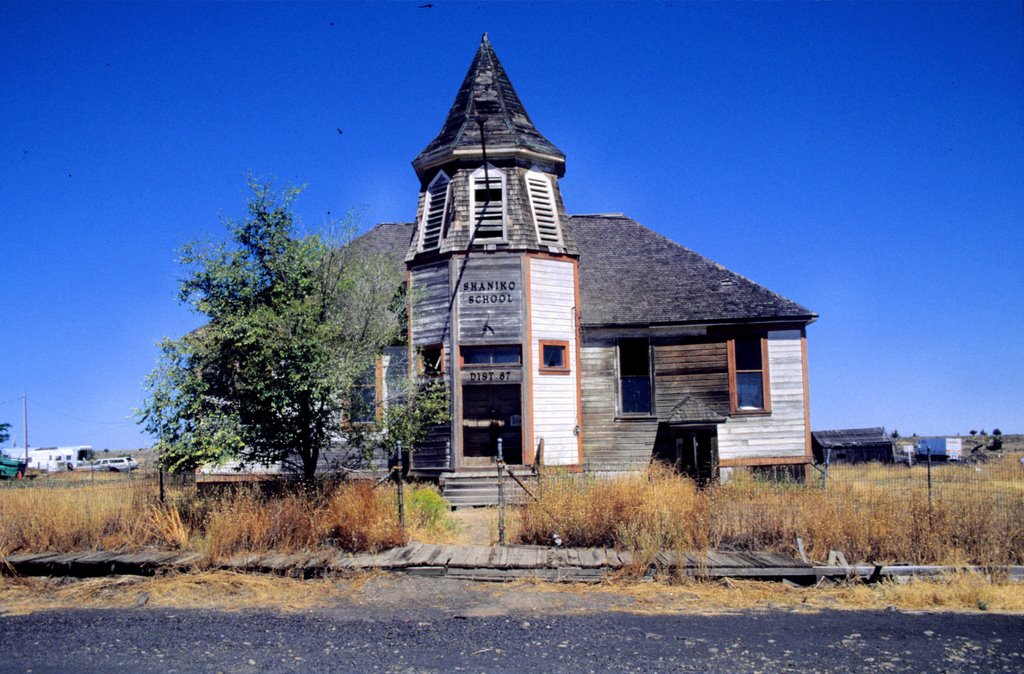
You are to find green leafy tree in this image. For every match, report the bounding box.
[138,181,410,482]
[347,377,450,468]
[0,422,9,445]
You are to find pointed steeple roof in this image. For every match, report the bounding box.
[413,34,565,176]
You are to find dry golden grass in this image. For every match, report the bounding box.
[0,479,456,558]
[0,482,157,555]
[515,457,1024,565]
[514,572,1024,615]
[0,571,380,615]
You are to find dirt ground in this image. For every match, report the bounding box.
[1,570,1022,617]
[450,507,499,546]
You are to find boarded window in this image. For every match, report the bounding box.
[526,171,561,245]
[420,172,450,251]
[618,338,651,415]
[471,166,504,239]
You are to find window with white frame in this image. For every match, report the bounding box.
[470,164,505,240]
[419,171,450,251]
[525,170,562,245]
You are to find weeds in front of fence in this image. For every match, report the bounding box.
[513,456,1024,566]
[0,473,454,558]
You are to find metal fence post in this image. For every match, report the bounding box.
[395,442,405,533]
[927,447,933,526]
[496,436,506,546]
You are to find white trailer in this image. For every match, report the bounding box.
[16,446,93,472]
[916,437,962,462]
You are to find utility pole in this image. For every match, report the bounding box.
[22,394,28,464]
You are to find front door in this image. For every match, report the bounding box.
[674,429,718,486]
[461,383,523,467]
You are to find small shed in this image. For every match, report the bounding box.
[812,428,894,464]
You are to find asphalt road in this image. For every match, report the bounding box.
[2,608,1022,673]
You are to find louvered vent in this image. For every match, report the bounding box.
[420,173,450,251]
[526,172,561,245]
[472,174,504,239]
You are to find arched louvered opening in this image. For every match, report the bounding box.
[525,171,562,245]
[470,165,505,240]
[419,171,450,251]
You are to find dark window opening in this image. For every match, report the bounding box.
[420,345,444,377]
[462,345,521,366]
[539,340,569,374]
[619,338,651,415]
[350,366,377,424]
[732,337,767,411]
[543,344,565,368]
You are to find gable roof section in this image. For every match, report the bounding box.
[811,428,892,450]
[353,216,814,328]
[567,215,815,327]
[349,222,416,272]
[413,34,564,174]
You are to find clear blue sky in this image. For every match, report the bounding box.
[2,2,1021,449]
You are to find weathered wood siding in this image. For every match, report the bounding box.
[410,261,452,347]
[579,337,658,470]
[408,261,453,470]
[454,255,523,344]
[717,330,807,461]
[528,257,579,466]
[653,340,729,420]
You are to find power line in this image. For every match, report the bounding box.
[23,397,131,426]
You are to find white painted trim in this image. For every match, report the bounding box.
[525,169,563,246]
[415,146,564,173]
[418,171,450,252]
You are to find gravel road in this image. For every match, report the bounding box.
[3,607,1022,673]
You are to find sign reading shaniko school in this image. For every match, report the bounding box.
[460,279,519,305]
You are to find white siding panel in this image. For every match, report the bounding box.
[529,258,579,466]
[717,330,808,462]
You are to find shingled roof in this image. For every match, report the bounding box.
[811,428,892,450]
[413,34,565,175]
[567,215,815,327]
[355,215,814,327]
[349,221,416,272]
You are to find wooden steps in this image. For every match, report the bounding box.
[440,470,534,508]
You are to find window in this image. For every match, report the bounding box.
[470,165,505,240]
[419,171,450,251]
[350,364,379,423]
[618,338,652,415]
[461,345,521,366]
[419,344,444,377]
[538,340,570,374]
[729,336,771,413]
[525,170,562,245]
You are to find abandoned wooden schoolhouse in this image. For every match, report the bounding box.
[358,35,817,495]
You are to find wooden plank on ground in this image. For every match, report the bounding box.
[431,545,460,567]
